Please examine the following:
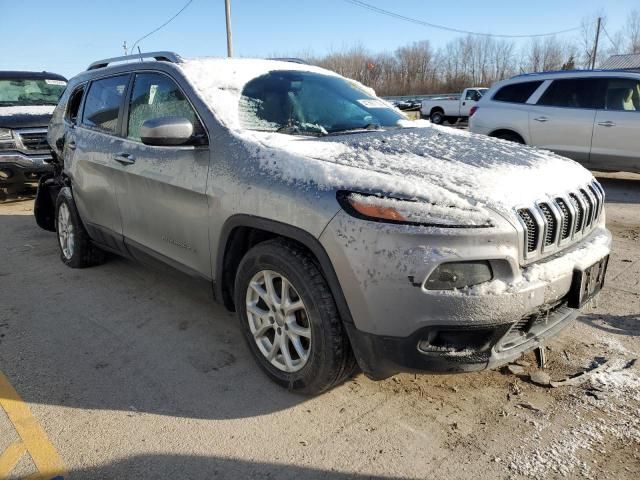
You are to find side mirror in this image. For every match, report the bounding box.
[140,116,194,146]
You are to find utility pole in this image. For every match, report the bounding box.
[225,0,233,57]
[591,17,601,70]
[123,41,128,56]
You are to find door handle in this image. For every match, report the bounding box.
[113,153,136,165]
[533,116,549,122]
[597,121,616,127]
[67,140,76,150]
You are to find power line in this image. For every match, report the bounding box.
[344,0,582,38]
[130,0,194,53]
[602,25,619,52]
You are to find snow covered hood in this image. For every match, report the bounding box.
[180,58,595,224]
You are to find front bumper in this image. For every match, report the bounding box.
[0,151,53,184]
[320,210,611,378]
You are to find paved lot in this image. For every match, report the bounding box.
[0,173,639,479]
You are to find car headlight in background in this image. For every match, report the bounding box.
[337,191,492,228]
[0,128,16,149]
[425,261,493,290]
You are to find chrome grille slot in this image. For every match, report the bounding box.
[555,198,572,240]
[518,208,538,253]
[579,189,593,228]
[538,203,557,246]
[569,193,584,233]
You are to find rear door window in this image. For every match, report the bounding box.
[126,72,204,142]
[492,81,543,103]
[82,75,129,134]
[604,78,640,111]
[65,85,86,124]
[536,78,605,109]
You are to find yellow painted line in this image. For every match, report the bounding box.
[0,441,26,477]
[0,370,67,479]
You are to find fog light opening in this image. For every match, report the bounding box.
[0,169,13,181]
[425,261,493,290]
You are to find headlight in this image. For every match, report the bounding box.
[337,191,492,227]
[425,261,493,290]
[0,128,16,149]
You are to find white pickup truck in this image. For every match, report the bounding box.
[420,87,488,124]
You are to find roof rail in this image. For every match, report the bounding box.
[270,57,308,65]
[87,51,183,71]
[510,68,640,78]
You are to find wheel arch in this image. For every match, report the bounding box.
[430,106,444,116]
[488,128,527,144]
[215,214,355,325]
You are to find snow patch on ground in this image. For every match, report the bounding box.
[0,105,55,116]
[508,357,640,478]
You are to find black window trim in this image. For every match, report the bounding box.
[602,76,640,113]
[79,72,132,136]
[120,69,209,148]
[491,80,545,105]
[64,82,89,127]
[534,77,607,111]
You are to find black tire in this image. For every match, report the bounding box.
[234,238,355,395]
[493,131,525,144]
[430,110,445,125]
[55,187,105,268]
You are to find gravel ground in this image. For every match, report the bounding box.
[0,172,638,479]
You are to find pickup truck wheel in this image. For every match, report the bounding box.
[430,111,444,125]
[55,188,105,268]
[235,239,355,395]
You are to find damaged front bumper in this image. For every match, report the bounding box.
[0,151,53,185]
[320,210,612,379]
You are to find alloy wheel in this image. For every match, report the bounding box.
[57,203,75,260]
[245,269,312,373]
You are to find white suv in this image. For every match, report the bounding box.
[469,70,640,173]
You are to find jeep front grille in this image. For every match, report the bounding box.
[517,181,604,261]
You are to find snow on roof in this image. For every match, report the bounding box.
[179,57,595,225]
[0,105,55,116]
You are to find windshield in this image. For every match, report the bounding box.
[0,78,67,107]
[239,71,405,136]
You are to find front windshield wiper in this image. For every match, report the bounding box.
[327,123,383,135]
[276,124,328,137]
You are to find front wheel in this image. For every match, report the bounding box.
[234,239,355,394]
[55,188,105,268]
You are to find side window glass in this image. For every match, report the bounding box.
[465,90,478,101]
[537,78,604,109]
[127,72,204,142]
[65,85,85,124]
[82,75,128,133]
[605,78,640,111]
[492,81,543,104]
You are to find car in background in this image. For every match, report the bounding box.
[420,87,487,124]
[0,71,67,194]
[469,70,640,174]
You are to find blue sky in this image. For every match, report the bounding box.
[1,0,636,78]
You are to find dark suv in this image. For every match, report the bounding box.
[0,71,67,194]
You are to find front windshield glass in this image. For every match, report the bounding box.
[239,71,405,136]
[0,78,67,107]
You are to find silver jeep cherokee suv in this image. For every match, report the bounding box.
[36,52,611,394]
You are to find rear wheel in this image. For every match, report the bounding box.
[493,131,525,144]
[55,188,105,268]
[234,239,355,394]
[430,110,445,125]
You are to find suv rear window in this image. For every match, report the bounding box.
[492,81,543,103]
[82,75,129,134]
[537,78,605,109]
